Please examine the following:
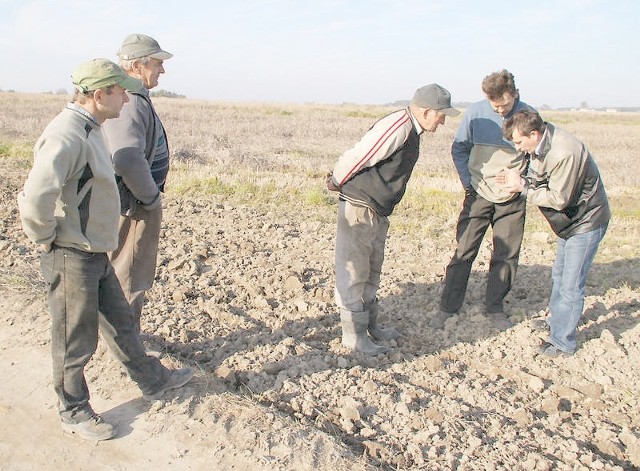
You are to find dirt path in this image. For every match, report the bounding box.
[0,291,364,471]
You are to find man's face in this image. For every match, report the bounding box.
[420,109,447,133]
[96,85,129,121]
[511,128,540,154]
[488,92,516,117]
[138,58,165,89]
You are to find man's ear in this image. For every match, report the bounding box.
[131,59,144,74]
[92,89,103,104]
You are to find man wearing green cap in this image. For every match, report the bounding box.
[102,34,173,343]
[17,58,193,442]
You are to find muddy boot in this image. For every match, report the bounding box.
[367,300,399,341]
[340,309,388,355]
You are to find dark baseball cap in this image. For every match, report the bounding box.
[411,84,460,116]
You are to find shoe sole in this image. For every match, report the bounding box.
[61,423,116,441]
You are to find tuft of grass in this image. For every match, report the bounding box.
[610,196,640,219]
[399,188,459,216]
[524,210,555,233]
[173,176,232,196]
[171,173,335,209]
[0,142,33,159]
[302,187,335,207]
[2,274,30,287]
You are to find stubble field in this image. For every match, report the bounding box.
[1,92,639,470]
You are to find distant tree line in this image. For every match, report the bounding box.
[150,89,186,99]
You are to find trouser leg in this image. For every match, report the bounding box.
[43,247,101,423]
[485,195,526,312]
[548,225,607,353]
[109,206,162,333]
[362,214,389,304]
[97,260,169,394]
[440,193,493,313]
[335,200,387,312]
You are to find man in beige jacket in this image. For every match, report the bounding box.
[18,59,192,442]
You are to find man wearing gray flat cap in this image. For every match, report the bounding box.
[102,34,173,349]
[326,84,459,355]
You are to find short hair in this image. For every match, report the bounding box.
[503,110,545,140]
[119,56,152,72]
[72,84,116,104]
[481,69,518,101]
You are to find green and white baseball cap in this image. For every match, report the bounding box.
[71,58,142,93]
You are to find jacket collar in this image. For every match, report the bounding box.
[406,107,423,135]
[535,123,554,159]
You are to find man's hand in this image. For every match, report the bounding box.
[140,191,162,211]
[325,171,340,192]
[40,243,52,252]
[496,168,525,193]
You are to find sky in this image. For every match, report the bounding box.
[1,0,638,109]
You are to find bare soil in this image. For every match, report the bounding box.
[1,155,639,470]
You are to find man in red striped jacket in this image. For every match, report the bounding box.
[326,84,459,354]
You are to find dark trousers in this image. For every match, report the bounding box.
[41,246,169,423]
[440,192,526,313]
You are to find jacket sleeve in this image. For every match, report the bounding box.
[527,154,581,210]
[451,113,473,189]
[102,94,160,205]
[17,136,79,245]
[332,112,411,187]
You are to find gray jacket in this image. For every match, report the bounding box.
[102,87,162,215]
[526,123,610,239]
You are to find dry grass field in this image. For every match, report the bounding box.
[3,93,639,250]
[1,92,639,470]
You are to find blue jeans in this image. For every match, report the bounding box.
[548,224,608,353]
